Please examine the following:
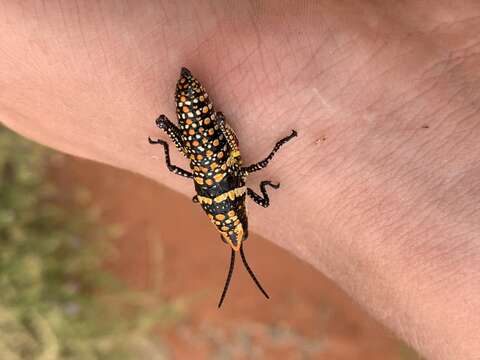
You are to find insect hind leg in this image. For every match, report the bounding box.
[247,181,280,208]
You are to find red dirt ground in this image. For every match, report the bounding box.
[54,155,419,360]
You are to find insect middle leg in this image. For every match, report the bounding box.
[242,130,297,173]
[148,115,192,178]
[247,181,280,208]
[148,137,193,178]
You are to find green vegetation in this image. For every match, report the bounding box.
[0,127,176,359]
[399,343,423,360]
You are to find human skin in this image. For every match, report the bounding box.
[1,1,480,358]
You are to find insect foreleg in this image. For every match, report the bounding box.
[154,114,189,157]
[247,181,280,208]
[242,130,297,173]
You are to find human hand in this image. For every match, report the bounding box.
[1,1,480,359]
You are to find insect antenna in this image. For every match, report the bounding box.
[218,248,236,308]
[239,244,270,299]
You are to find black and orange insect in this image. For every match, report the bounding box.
[148,67,297,307]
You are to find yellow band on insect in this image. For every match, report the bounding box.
[196,187,246,205]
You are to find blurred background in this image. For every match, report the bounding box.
[0,126,422,359]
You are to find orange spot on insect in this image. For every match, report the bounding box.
[213,139,220,146]
[214,173,225,182]
[211,162,218,170]
[182,106,189,113]
[192,140,199,147]
[204,118,211,125]
[221,163,227,171]
[180,96,187,102]
[218,151,224,159]
[202,106,209,113]
[215,214,225,220]
[208,128,215,135]
[228,210,235,217]
[201,166,209,173]
[205,178,213,186]
[188,129,195,135]
[221,226,229,231]
[186,118,193,125]
[194,177,204,184]
[199,127,205,133]
[199,95,205,101]
[206,150,213,157]
[208,213,214,219]
[234,219,240,226]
